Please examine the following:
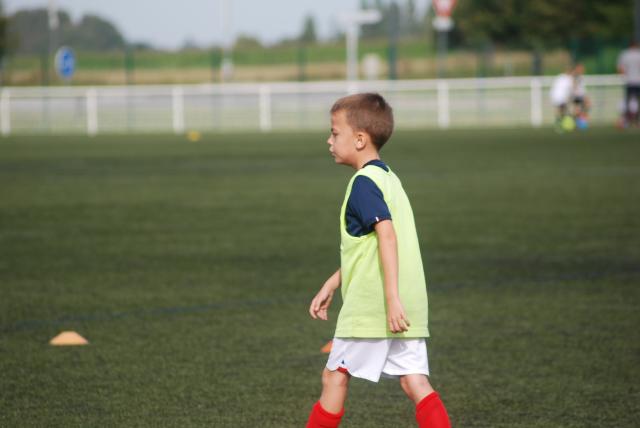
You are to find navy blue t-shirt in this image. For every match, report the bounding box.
[345,159,392,237]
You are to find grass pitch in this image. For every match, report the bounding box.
[1,128,639,427]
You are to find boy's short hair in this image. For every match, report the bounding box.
[331,93,394,150]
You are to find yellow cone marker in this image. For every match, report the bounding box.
[321,340,333,354]
[49,331,89,346]
[186,130,201,142]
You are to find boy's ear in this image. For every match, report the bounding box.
[354,131,368,150]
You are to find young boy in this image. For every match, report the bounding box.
[306,93,450,428]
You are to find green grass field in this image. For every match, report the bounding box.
[1,128,639,427]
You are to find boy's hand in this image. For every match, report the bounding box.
[309,286,335,321]
[387,298,410,333]
[309,269,340,321]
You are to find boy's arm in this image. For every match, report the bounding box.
[375,219,410,333]
[309,268,341,321]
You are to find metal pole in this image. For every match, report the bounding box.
[388,2,399,80]
[210,49,222,83]
[346,26,358,81]
[340,10,381,82]
[125,45,134,85]
[635,0,640,43]
[47,0,58,84]
[44,1,57,133]
[125,46,135,131]
[220,0,233,82]
[437,30,447,78]
[297,43,307,82]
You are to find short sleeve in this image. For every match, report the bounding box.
[345,176,392,237]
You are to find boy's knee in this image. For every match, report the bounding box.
[322,368,350,389]
[400,374,434,403]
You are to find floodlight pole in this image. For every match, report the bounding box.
[48,0,58,52]
[47,0,58,85]
[220,0,233,82]
[388,2,399,80]
[341,10,382,82]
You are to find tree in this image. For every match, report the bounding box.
[454,0,634,48]
[181,38,201,51]
[8,9,71,54]
[299,15,317,43]
[65,14,125,51]
[0,1,8,67]
[7,8,127,54]
[233,34,262,50]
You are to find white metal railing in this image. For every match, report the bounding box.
[0,75,625,135]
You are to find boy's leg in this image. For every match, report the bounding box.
[320,368,350,412]
[399,373,434,403]
[400,374,450,428]
[554,105,566,131]
[306,368,350,428]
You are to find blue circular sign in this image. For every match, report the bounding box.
[55,46,75,80]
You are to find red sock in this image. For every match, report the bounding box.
[306,401,344,428]
[415,392,451,428]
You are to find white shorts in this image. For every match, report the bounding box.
[326,338,429,383]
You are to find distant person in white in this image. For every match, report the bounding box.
[617,40,640,124]
[550,67,574,120]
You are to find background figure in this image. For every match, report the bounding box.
[550,67,575,131]
[617,40,640,127]
[572,63,590,129]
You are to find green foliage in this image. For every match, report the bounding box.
[233,34,262,50]
[455,0,634,48]
[299,15,317,44]
[1,1,634,82]
[7,8,125,54]
[7,9,66,54]
[64,14,125,51]
[360,0,427,39]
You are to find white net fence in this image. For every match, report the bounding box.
[0,75,625,135]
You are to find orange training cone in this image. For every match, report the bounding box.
[49,331,89,346]
[321,340,333,353]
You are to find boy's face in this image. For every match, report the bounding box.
[328,110,360,167]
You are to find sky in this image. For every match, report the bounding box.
[5,0,431,50]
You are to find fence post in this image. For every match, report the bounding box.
[172,86,185,134]
[530,77,543,128]
[1,88,10,136]
[259,84,272,132]
[437,80,450,129]
[86,88,98,136]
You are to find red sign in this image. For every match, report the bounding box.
[433,0,457,17]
